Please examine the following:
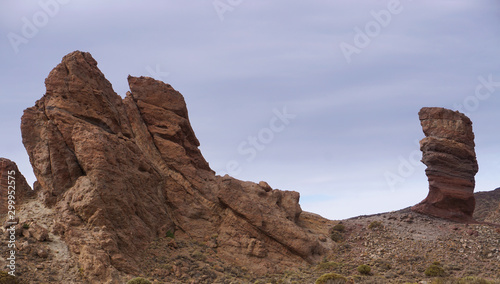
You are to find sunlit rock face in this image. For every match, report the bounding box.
[21,51,326,283]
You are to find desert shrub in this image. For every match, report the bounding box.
[458,276,494,284]
[373,259,391,271]
[330,231,343,242]
[425,263,446,277]
[330,223,346,242]
[317,261,340,271]
[315,273,347,284]
[429,277,494,284]
[368,221,383,230]
[127,277,152,284]
[332,224,345,232]
[357,264,372,275]
[0,271,21,284]
[165,230,175,238]
[356,277,388,283]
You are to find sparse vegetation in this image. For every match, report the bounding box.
[373,259,391,271]
[332,223,345,232]
[368,221,383,230]
[126,277,152,284]
[165,230,175,239]
[458,276,495,284]
[330,223,346,242]
[357,264,372,275]
[315,272,347,284]
[0,271,21,284]
[316,261,340,271]
[330,231,343,242]
[429,277,496,284]
[425,262,446,277]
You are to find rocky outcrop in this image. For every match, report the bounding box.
[21,51,325,283]
[412,107,478,222]
[0,158,33,217]
[474,188,500,223]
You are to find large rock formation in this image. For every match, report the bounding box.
[0,158,33,217]
[412,107,478,222]
[21,51,326,282]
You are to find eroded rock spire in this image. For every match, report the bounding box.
[412,107,478,222]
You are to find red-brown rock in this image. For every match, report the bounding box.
[21,51,326,283]
[0,158,34,217]
[412,107,478,222]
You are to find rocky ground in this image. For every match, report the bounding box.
[1,191,498,284]
[136,208,500,284]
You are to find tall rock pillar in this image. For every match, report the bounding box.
[412,107,478,222]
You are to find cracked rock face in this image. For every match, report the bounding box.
[21,51,325,283]
[412,107,478,222]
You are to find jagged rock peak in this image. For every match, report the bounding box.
[20,51,326,283]
[412,107,478,222]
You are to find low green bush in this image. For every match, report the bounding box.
[425,263,446,277]
[316,261,340,271]
[330,223,346,242]
[165,230,175,238]
[368,221,383,230]
[357,264,371,275]
[315,272,347,284]
[332,224,345,232]
[330,231,343,242]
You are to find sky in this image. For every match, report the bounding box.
[0,1,499,220]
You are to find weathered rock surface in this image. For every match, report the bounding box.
[412,107,478,222]
[0,158,33,217]
[474,188,500,223]
[21,51,326,283]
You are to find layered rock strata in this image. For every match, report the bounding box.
[412,107,478,222]
[21,51,325,282]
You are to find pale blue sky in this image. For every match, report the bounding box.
[1,1,499,219]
